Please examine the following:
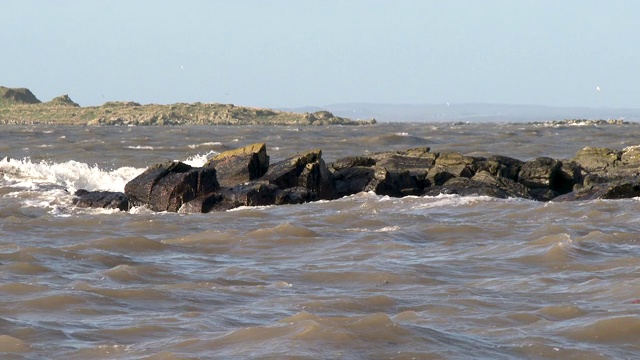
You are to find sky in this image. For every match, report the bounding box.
[2,0,639,109]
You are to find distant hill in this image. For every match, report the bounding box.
[281,103,640,122]
[0,86,41,106]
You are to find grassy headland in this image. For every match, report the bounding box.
[0,86,375,126]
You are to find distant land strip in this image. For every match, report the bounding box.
[0,86,375,126]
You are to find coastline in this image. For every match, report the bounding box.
[0,86,375,126]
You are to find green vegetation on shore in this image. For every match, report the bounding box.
[0,86,375,126]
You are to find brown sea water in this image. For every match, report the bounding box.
[1,122,639,359]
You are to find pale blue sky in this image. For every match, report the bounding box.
[2,0,638,108]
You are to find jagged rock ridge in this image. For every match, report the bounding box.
[73,142,640,213]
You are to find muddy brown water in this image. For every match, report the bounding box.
[1,122,639,359]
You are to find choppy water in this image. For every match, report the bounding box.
[1,122,640,359]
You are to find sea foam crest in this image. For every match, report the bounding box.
[188,141,222,149]
[181,150,219,167]
[0,157,143,193]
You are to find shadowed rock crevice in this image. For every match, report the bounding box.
[72,143,640,212]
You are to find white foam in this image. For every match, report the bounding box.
[0,157,143,193]
[125,145,156,150]
[413,193,496,209]
[375,226,400,232]
[188,141,222,149]
[181,150,219,167]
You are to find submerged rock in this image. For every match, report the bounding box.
[554,181,640,201]
[72,190,130,211]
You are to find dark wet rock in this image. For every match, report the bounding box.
[425,166,455,186]
[476,155,524,181]
[572,147,621,173]
[113,142,640,213]
[554,181,640,201]
[124,161,219,212]
[262,149,322,189]
[471,171,533,199]
[423,177,507,198]
[365,167,418,197]
[297,157,337,200]
[579,160,639,187]
[334,167,375,196]
[604,165,640,181]
[330,156,376,172]
[275,187,315,205]
[213,182,280,210]
[421,151,479,187]
[435,152,479,168]
[261,149,336,199]
[379,156,433,189]
[403,146,434,158]
[204,143,268,188]
[205,143,269,176]
[375,154,436,172]
[424,171,534,199]
[518,157,562,190]
[582,173,611,187]
[72,189,130,211]
[425,164,472,186]
[557,161,584,193]
[371,148,437,190]
[178,193,223,214]
[517,157,573,200]
[206,153,267,187]
[370,147,435,161]
[621,145,640,165]
[529,188,560,202]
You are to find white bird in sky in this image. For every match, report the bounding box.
[596,85,601,91]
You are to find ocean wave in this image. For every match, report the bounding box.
[352,133,429,146]
[125,145,156,150]
[187,141,222,149]
[0,157,144,193]
[181,150,218,167]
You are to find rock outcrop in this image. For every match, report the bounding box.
[124,161,219,212]
[0,86,41,105]
[72,190,130,211]
[204,143,269,187]
[47,94,80,107]
[72,143,640,213]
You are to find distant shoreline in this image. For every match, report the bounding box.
[2,86,635,126]
[0,86,375,126]
[282,103,640,123]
